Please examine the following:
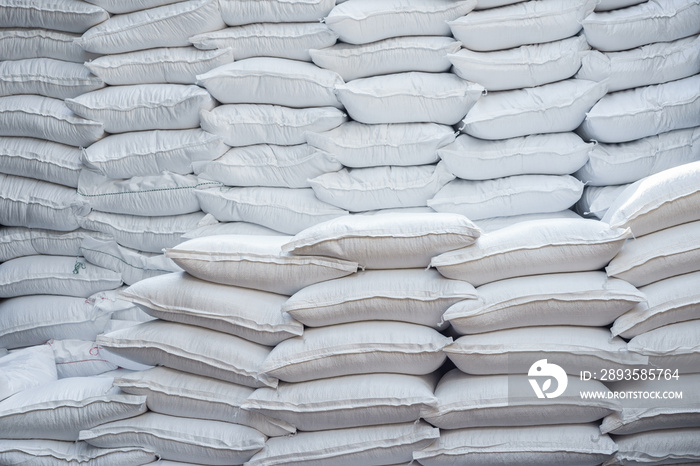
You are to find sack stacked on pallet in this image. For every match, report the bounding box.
[428,0,606,231]
[600,161,700,465]
[301,0,483,215]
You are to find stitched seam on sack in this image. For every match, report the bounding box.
[249,397,431,412]
[206,195,344,215]
[459,3,581,26]
[590,94,700,119]
[583,2,695,24]
[330,4,467,22]
[89,139,219,162]
[77,181,218,198]
[316,43,453,59]
[1,76,101,86]
[209,72,336,88]
[92,52,228,69]
[1,152,78,170]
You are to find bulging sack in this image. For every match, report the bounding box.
[120,271,302,346]
[190,22,338,62]
[574,127,700,186]
[195,186,348,235]
[431,218,631,286]
[260,321,452,382]
[200,104,347,147]
[309,163,456,212]
[578,74,700,144]
[448,0,596,51]
[0,0,108,33]
[97,320,277,388]
[242,373,438,431]
[0,58,104,99]
[82,129,227,179]
[197,57,343,108]
[601,160,700,237]
[306,121,455,168]
[0,95,104,147]
[582,0,700,52]
[0,136,82,187]
[76,0,225,54]
[324,0,477,44]
[449,36,589,91]
[335,72,484,125]
[627,320,700,374]
[0,174,89,231]
[310,36,460,82]
[428,175,584,220]
[0,440,156,466]
[65,84,216,133]
[444,271,644,335]
[0,345,57,402]
[282,268,477,328]
[461,79,607,140]
[114,367,295,437]
[85,47,235,86]
[166,235,358,295]
[281,212,481,269]
[438,132,592,180]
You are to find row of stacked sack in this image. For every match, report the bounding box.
[2,166,700,464]
[0,0,699,464]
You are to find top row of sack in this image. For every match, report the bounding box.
[1,0,698,53]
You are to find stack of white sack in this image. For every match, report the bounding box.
[98,212,478,464]
[573,0,700,221]
[600,160,700,465]
[424,215,647,464]
[186,0,346,236]
[428,0,605,231]
[296,0,481,215]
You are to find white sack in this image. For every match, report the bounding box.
[120,272,302,346]
[281,212,481,269]
[97,320,277,388]
[311,36,459,82]
[582,0,700,52]
[0,95,103,147]
[612,271,700,338]
[86,46,234,86]
[0,377,146,441]
[438,132,592,180]
[577,35,700,92]
[65,84,215,133]
[335,72,484,125]
[0,58,103,99]
[190,22,338,62]
[461,79,607,140]
[0,295,111,349]
[444,271,644,334]
[627,320,700,374]
[604,428,700,466]
[0,439,155,466]
[325,0,477,45]
[242,373,437,431]
[428,175,583,220]
[0,255,122,299]
[602,160,700,236]
[431,218,631,286]
[260,321,451,383]
[449,0,596,51]
[574,127,700,186]
[283,268,475,329]
[196,186,348,235]
[77,0,225,54]
[449,36,589,91]
[0,345,57,402]
[575,184,629,219]
[197,57,343,108]
[219,0,335,25]
[306,121,454,168]
[79,412,265,465]
[82,128,227,179]
[48,339,117,379]
[77,210,210,253]
[165,235,357,295]
[200,104,347,147]
[0,137,82,187]
[0,28,98,62]
[114,367,295,437]
[0,0,108,33]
